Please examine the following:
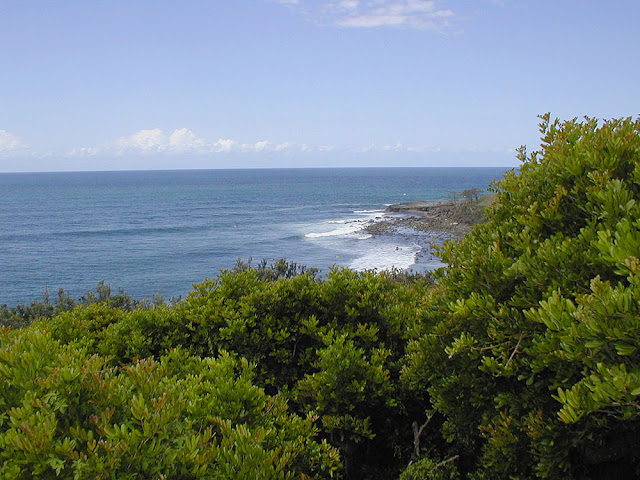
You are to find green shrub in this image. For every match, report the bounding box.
[25,266,431,479]
[0,327,340,479]
[403,115,640,478]
[399,456,460,480]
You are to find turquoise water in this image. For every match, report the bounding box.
[0,167,508,305]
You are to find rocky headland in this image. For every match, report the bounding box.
[364,200,487,240]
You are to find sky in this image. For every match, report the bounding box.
[0,0,638,172]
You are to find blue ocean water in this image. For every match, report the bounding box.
[0,167,509,305]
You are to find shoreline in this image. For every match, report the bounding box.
[354,200,487,272]
[364,199,484,239]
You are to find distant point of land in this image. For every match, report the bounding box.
[365,193,495,239]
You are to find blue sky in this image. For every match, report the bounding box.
[1,0,638,172]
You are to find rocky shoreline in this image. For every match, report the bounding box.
[364,200,485,240]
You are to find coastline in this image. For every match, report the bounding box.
[366,200,477,238]
[355,200,487,272]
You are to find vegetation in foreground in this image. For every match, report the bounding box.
[2,115,640,479]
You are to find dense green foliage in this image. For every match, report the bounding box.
[0,326,340,479]
[404,115,640,478]
[2,115,640,478]
[2,265,433,479]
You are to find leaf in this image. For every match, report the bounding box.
[614,342,637,356]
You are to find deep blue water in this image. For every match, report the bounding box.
[0,167,509,305]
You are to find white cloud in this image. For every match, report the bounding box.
[116,128,166,152]
[253,140,271,152]
[275,141,295,151]
[212,138,239,153]
[0,130,26,153]
[335,0,360,10]
[111,128,212,154]
[168,128,206,152]
[272,0,455,30]
[338,14,405,27]
[67,127,514,160]
[334,1,454,29]
[68,128,210,156]
[71,128,312,157]
[382,143,406,151]
[68,146,100,156]
[319,145,337,152]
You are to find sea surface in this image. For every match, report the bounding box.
[0,167,509,305]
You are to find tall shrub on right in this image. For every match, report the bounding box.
[403,115,640,478]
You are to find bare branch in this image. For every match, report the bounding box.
[412,414,433,459]
[505,334,524,367]
[435,454,460,470]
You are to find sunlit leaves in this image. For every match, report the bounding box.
[0,328,341,478]
[403,115,640,478]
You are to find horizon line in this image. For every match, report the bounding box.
[0,165,516,175]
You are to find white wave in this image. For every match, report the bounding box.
[349,242,422,271]
[353,209,385,214]
[357,234,373,240]
[328,218,363,224]
[304,207,385,239]
[305,223,364,238]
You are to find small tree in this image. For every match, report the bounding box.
[461,187,481,204]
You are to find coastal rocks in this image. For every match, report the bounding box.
[364,201,483,239]
[350,200,487,272]
[386,200,447,213]
[363,220,397,236]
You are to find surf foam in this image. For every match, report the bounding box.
[349,242,422,271]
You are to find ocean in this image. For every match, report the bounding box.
[0,167,509,305]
